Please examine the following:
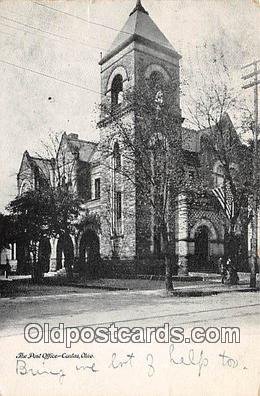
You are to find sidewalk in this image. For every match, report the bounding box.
[73,274,259,297]
[167,282,259,297]
[0,272,258,298]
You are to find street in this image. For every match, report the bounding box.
[0,289,259,396]
[1,288,259,337]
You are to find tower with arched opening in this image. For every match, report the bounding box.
[98,0,182,271]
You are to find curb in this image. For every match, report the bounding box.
[167,287,259,297]
[137,275,204,282]
[0,284,130,299]
[66,283,130,291]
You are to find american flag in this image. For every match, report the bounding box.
[212,183,235,220]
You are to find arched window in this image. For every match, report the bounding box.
[111,74,123,108]
[149,71,164,86]
[155,90,164,110]
[20,179,31,195]
[149,71,164,110]
[113,142,121,170]
[145,64,169,82]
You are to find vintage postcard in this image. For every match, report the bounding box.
[0,0,259,395]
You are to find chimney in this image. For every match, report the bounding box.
[68,133,79,140]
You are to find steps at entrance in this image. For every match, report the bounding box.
[55,268,67,277]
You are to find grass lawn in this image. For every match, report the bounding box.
[0,277,101,298]
[0,275,209,298]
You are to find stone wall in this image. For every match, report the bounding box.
[99,113,136,261]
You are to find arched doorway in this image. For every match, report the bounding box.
[56,234,74,271]
[38,238,51,273]
[79,230,100,278]
[194,226,209,270]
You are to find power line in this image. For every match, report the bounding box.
[32,1,178,54]
[0,30,15,37]
[0,21,100,59]
[0,20,68,46]
[0,58,103,95]
[0,20,70,45]
[33,1,133,36]
[0,14,107,52]
[4,6,113,47]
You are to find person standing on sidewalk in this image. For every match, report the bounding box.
[5,255,11,278]
[221,257,228,284]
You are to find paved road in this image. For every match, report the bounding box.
[0,290,259,396]
[1,289,259,337]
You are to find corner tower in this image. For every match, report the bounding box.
[99,0,182,115]
[98,1,182,268]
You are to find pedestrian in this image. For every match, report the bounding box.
[5,256,11,278]
[221,258,229,284]
[217,257,223,274]
[228,260,239,285]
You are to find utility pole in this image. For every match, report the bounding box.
[242,60,260,288]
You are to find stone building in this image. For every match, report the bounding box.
[14,0,251,277]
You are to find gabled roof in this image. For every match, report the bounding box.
[199,113,241,146]
[100,0,180,64]
[57,132,97,163]
[17,150,31,178]
[30,156,53,179]
[30,156,52,168]
[17,151,53,180]
[67,135,97,162]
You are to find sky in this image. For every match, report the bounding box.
[0,0,259,211]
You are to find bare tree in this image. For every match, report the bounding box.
[99,73,187,291]
[37,130,80,191]
[12,131,100,281]
[183,48,259,285]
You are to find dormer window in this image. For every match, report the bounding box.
[111,74,123,108]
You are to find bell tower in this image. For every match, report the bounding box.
[98,0,182,264]
[99,0,182,118]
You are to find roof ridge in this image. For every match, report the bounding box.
[68,137,98,145]
[30,156,52,162]
[100,2,180,65]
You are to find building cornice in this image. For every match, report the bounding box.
[99,34,181,66]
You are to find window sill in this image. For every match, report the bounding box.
[110,234,124,240]
[84,197,100,203]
